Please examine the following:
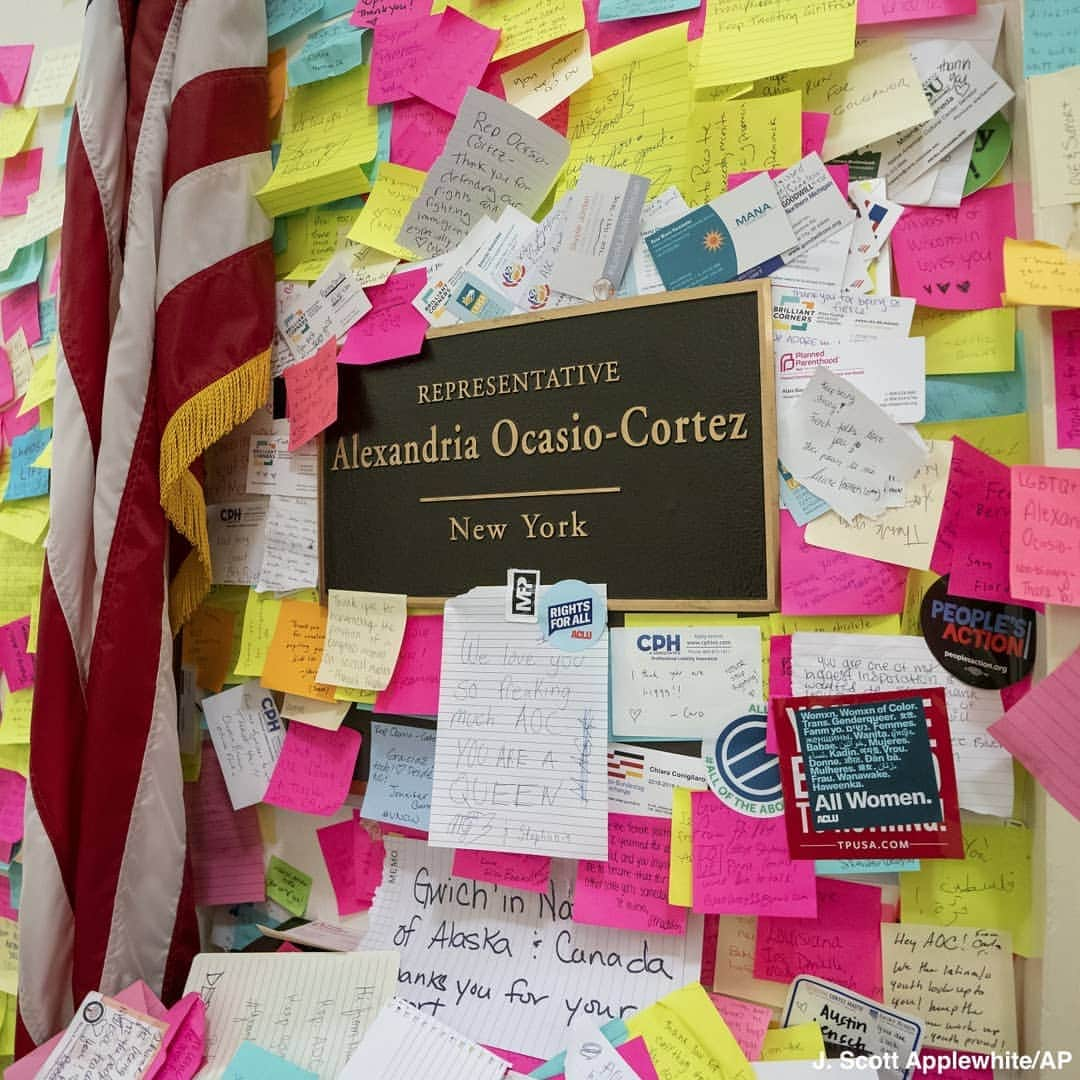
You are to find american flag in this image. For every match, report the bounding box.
[17,0,275,1050]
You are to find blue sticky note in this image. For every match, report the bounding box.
[359,722,435,831]
[923,332,1027,423]
[287,21,364,86]
[224,1042,317,1080]
[778,464,829,525]
[1024,5,1080,77]
[36,297,56,345]
[57,107,74,167]
[8,862,21,911]
[370,103,393,182]
[531,1021,630,1078]
[0,241,46,295]
[816,859,920,875]
[267,0,323,40]
[5,428,52,502]
[599,0,699,21]
[321,0,357,17]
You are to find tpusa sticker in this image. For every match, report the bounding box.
[505,568,540,622]
[702,712,783,818]
[538,579,606,652]
[920,575,1036,689]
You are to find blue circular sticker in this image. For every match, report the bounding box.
[702,713,783,817]
[538,579,606,652]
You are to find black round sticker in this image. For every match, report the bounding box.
[920,576,1036,689]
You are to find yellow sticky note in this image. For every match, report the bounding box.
[0,745,29,777]
[912,307,1016,375]
[463,0,585,62]
[256,803,276,844]
[1002,237,1080,307]
[315,589,407,692]
[561,25,690,200]
[261,599,337,702]
[206,585,248,677]
[685,91,802,205]
[625,982,754,1080]
[233,588,282,678]
[0,108,37,160]
[0,992,12,1056]
[688,40,753,104]
[916,413,1030,466]
[18,339,58,415]
[276,202,358,279]
[668,787,694,907]
[0,495,49,546]
[0,682,32,745]
[769,613,901,636]
[281,692,350,730]
[804,441,954,572]
[347,163,425,260]
[334,684,378,704]
[0,536,44,626]
[1028,67,1080,209]
[900,569,938,637]
[758,37,932,162]
[181,604,236,693]
[760,1022,826,1061]
[180,737,203,783]
[0,918,17,996]
[31,440,51,469]
[501,30,593,119]
[900,823,1038,958]
[257,66,377,218]
[696,0,856,86]
[27,571,42,653]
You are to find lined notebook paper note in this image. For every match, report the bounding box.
[184,951,399,1080]
[791,633,1012,818]
[428,585,609,860]
[340,998,508,1080]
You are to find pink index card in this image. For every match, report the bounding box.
[548,1036,660,1080]
[0,615,34,690]
[802,112,830,157]
[574,813,688,936]
[0,46,33,105]
[857,0,976,25]
[1052,308,1080,450]
[184,745,266,907]
[391,99,454,171]
[700,912,719,986]
[351,0,429,27]
[452,847,552,893]
[690,789,817,918]
[989,644,1080,820]
[891,184,1015,311]
[284,337,338,450]
[317,816,366,917]
[707,993,772,1060]
[782,512,907,615]
[374,614,443,716]
[338,269,428,365]
[0,769,25,843]
[0,148,43,217]
[368,16,440,105]
[263,722,361,815]
[1,283,40,346]
[1010,466,1080,607]
[754,877,884,999]
[148,993,206,1080]
[404,9,500,116]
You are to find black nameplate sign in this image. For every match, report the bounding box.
[323,282,778,610]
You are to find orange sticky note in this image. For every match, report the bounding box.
[268,48,287,120]
[261,599,337,702]
[182,605,236,693]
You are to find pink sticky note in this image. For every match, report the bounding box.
[351,0,429,27]
[0,769,25,843]
[707,993,773,1060]
[368,16,440,105]
[690,789,817,918]
[485,1047,546,1072]
[452,847,552,893]
[549,1036,660,1080]
[891,184,1015,311]
[0,350,12,408]
[2,398,38,445]
[584,0,693,54]
[857,0,976,25]
[317,816,368,917]
[912,1047,993,1078]
[0,148,43,217]
[0,875,15,921]
[355,817,386,902]
[263,723,361,815]
[405,9,499,115]
[574,813,687,935]
[0,616,34,691]
[277,941,302,951]
[1010,466,1080,607]
[989,644,1080,820]
[802,112,829,156]
[1052,308,1080,450]
[338,269,428,365]
[1000,674,1031,711]
[700,912,719,987]
[184,745,266,907]
[148,993,206,1080]
[1,282,41,346]
[0,46,33,105]
[374,615,443,716]
[284,338,339,450]
[391,99,454,171]
[754,877,883,999]
[783,513,906,615]
[49,248,61,296]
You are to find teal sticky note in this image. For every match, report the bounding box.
[36,297,56,345]
[321,0,356,16]
[57,107,73,167]
[923,332,1027,422]
[287,22,365,86]
[1024,5,1080,77]
[599,0,698,20]
[4,427,51,502]
[816,859,920,875]
[8,861,20,911]
[0,241,46,295]
[224,1042,317,1080]
[267,0,323,39]
[532,1020,630,1078]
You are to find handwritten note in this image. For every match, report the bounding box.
[706,993,772,1060]
[0,47,33,105]
[1003,238,1080,307]
[346,162,424,260]
[337,268,429,365]
[428,585,609,859]
[287,22,365,88]
[181,604,235,693]
[0,108,36,162]
[857,0,975,24]
[1053,309,1080,449]
[406,9,499,115]
[759,1023,826,1062]
[1010,466,1080,607]
[317,815,366,916]
[451,847,552,893]
[390,98,455,171]
[315,589,407,691]
[283,340,338,452]
[574,813,687,936]
[883,924,1017,1054]
[266,855,313,918]
[374,614,442,716]
[1024,3,1080,77]
[261,599,337,702]
[350,0,429,26]
[0,148,42,217]
[502,31,592,119]
[360,721,436,830]
[913,307,1015,376]
[21,44,80,108]
[263,722,361,816]
[0,617,32,692]
[462,0,585,61]
[691,790,817,918]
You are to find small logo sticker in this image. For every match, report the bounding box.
[505,568,540,622]
[538,579,606,652]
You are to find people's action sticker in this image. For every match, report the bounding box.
[920,575,1036,689]
[702,713,783,818]
[538,579,606,652]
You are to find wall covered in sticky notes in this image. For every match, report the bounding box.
[5,0,1080,1076]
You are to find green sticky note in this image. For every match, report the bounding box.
[266,856,312,918]
[964,111,1011,196]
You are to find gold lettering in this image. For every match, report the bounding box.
[729,413,749,439]
[605,361,620,383]
[709,414,728,441]
[331,436,350,471]
[417,384,430,404]
[620,405,649,447]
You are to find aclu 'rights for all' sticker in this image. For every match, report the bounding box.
[538,579,606,652]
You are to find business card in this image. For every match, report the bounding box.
[772,284,915,337]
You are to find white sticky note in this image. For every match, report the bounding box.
[315,589,408,692]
